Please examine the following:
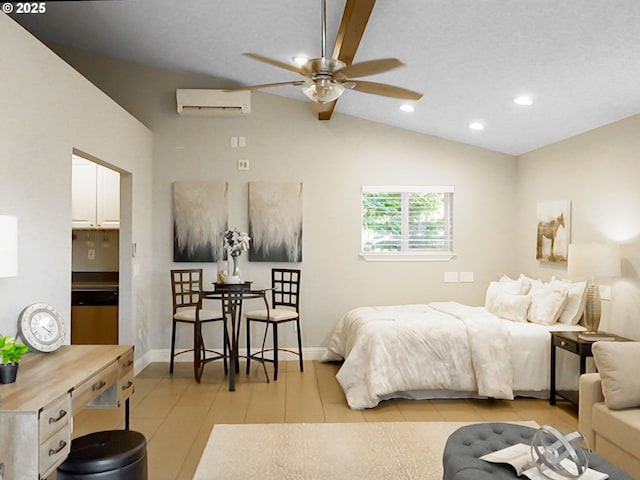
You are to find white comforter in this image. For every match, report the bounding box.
[323,302,515,409]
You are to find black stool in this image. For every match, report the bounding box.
[57,430,147,479]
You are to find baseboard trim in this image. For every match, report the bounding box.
[134,347,329,375]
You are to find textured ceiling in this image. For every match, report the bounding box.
[9,0,640,155]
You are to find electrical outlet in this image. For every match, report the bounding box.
[460,272,474,282]
[238,159,250,170]
[88,249,95,260]
[444,272,459,283]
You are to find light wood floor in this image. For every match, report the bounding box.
[69,360,578,480]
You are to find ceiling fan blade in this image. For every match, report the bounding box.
[226,80,305,92]
[243,53,309,77]
[321,0,376,121]
[332,0,376,65]
[312,101,335,114]
[351,80,423,100]
[336,58,404,79]
[317,100,337,120]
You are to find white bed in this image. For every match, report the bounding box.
[323,275,588,409]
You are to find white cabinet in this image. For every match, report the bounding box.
[72,157,120,229]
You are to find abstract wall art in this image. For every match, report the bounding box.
[173,181,228,262]
[249,182,303,262]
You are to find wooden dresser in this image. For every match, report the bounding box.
[0,345,134,479]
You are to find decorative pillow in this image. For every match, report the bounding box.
[517,274,537,295]
[557,280,588,325]
[487,291,531,322]
[593,341,640,410]
[485,280,526,311]
[499,274,531,294]
[527,280,569,325]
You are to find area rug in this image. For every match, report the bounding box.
[193,421,538,479]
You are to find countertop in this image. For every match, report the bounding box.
[72,272,118,291]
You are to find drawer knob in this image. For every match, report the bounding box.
[122,380,133,391]
[560,341,567,347]
[92,379,107,392]
[49,440,67,456]
[48,409,67,424]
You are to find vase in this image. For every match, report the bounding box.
[0,363,19,384]
[224,254,242,284]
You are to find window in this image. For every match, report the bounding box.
[360,185,454,261]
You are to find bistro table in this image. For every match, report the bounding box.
[196,282,265,391]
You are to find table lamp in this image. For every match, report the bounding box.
[0,215,18,278]
[567,242,620,335]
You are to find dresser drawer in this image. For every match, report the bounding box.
[119,369,135,403]
[553,336,579,354]
[72,361,119,413]
[118,348,134,374]
[117,348,135,404]
[39,421,71,477]
[39,394,71,442]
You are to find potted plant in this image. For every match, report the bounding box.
[0,335,28,384]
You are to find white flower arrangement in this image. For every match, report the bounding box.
[224,229,250,257]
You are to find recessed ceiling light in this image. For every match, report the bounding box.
[293,56,309,66]
[399,104,415,113]
[468,122,485,131]
[513,95,533,106]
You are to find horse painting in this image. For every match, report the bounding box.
[536,211,567,262]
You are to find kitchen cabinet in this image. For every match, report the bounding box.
[72,156,120,229]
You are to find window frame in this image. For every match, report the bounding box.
[359,185,455,262]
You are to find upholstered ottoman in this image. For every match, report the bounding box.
[442,422,633,480]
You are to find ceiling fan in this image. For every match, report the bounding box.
[230,0,423,111]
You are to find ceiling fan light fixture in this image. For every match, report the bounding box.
[399,104,415,113]
[302,78,345,104]
[293,56,309,66]
[469,121,485,131]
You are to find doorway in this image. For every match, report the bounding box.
[71,152,120,344]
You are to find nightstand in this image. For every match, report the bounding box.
[550,330,630,407]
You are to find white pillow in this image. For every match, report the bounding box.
[527,280,569,325]
[593,341,640,410]
[499,274,530,294]
[517,274,537,295]
[557,280,588,325]
[485,280,526,311]
[488,291,530,322]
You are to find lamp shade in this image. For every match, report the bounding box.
[567,242,621,278]
[301,78,345,104]
[0,215,18,278]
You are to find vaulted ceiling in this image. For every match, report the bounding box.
[10,0,640,155]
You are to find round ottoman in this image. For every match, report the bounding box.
[57,430,147,479]
[442,422,633,480]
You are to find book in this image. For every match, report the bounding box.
[578,332,616,341]
[480,443,609,480]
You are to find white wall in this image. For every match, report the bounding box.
[515,114,640,340]
[50,46,517,352]
[0,16,153,358]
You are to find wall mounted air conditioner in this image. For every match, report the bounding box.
[176,89,251,116]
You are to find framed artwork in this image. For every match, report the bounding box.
[173,181,228,262]
[536,200,570,264]
[249,182,303,262]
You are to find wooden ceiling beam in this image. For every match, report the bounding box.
[318,0,376,120]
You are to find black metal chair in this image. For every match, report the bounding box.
[245,269,302,381]
[170,269,228,382]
